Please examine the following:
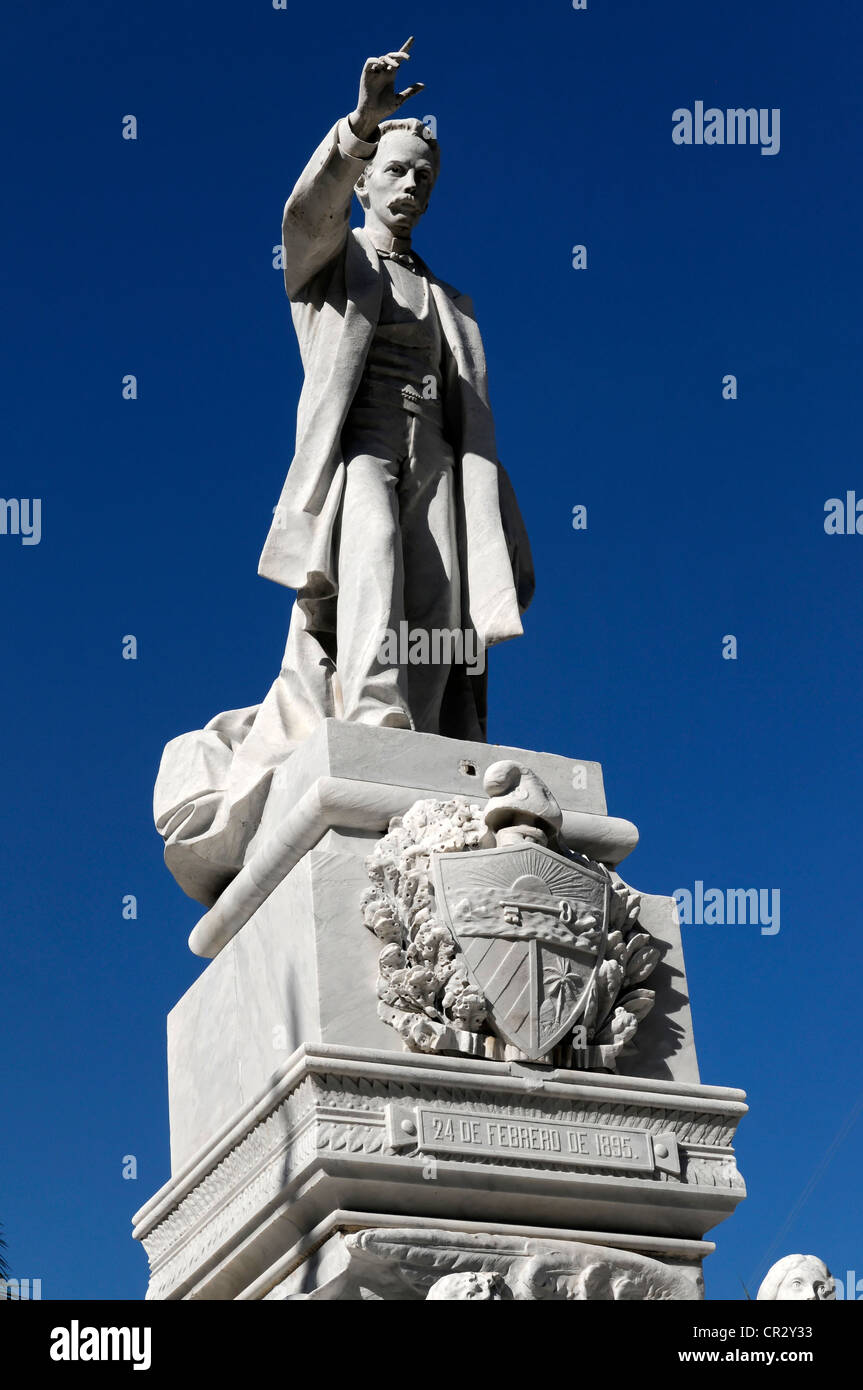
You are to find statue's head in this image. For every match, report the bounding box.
[355,119,440,240]
[756,1254,836,1301]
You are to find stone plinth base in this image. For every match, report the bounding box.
[133,1044,746,1301]
[163,726,698,1172]
[138,726,747,1300]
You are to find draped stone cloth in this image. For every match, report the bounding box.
[154,118,534,906]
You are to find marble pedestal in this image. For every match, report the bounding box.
[134,723,746,1300]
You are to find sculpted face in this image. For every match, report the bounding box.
[757,1255,835,1301]
[776,1264,832,1301]
[426,1271,507,1300]
[358,130,437,239]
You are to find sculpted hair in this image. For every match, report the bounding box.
[365,118,441,179]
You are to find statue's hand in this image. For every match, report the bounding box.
[349,36,424,142]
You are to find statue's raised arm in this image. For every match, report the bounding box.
[282,38,423,298]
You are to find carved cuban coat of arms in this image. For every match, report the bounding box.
[362,761,660,1069]
[433,844,609,1060]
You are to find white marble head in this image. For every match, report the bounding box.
[756,1254,835,1301]
[355,120,440,241]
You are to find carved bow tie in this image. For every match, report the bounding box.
[378,249,419,272]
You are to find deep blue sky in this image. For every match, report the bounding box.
[1,0,861,1301]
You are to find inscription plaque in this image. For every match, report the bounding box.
[417,1106,657,1173]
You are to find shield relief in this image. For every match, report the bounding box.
[432,843,610,1061]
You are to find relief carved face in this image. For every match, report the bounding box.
[426,1271,508,1301]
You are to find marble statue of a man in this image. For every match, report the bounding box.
[258,37,533,740]
[153,39,533,905]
